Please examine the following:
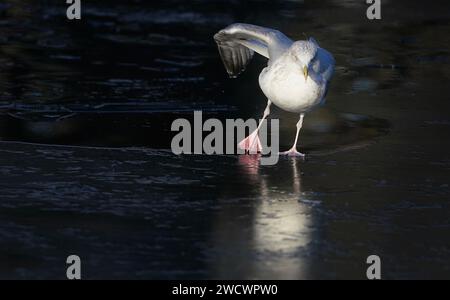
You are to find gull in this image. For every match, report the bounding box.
[214,23,335,156]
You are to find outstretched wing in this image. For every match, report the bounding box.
[213,23,293,78]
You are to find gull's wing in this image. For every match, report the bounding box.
[309,38,335,82]
[307,38,335,104]
[214,23,293,78]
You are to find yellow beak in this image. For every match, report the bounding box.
[303,66,308,81]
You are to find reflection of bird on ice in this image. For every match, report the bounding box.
[214,23,335,157]
[231,155,313,279]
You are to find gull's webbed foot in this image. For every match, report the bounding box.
[238,130,262,154]
[279,148,305,157]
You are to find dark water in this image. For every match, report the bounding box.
[0,0,449,279]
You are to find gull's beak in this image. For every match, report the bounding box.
[303,66,308,81]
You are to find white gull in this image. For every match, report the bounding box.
[214,23,335,156]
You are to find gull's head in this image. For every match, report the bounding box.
[291,38,319,80]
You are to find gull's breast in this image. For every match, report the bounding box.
[259,60,325,113]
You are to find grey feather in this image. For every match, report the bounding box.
[214,23,293,78]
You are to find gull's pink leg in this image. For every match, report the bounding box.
[280,113,305,157]
[238,100,271,154]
